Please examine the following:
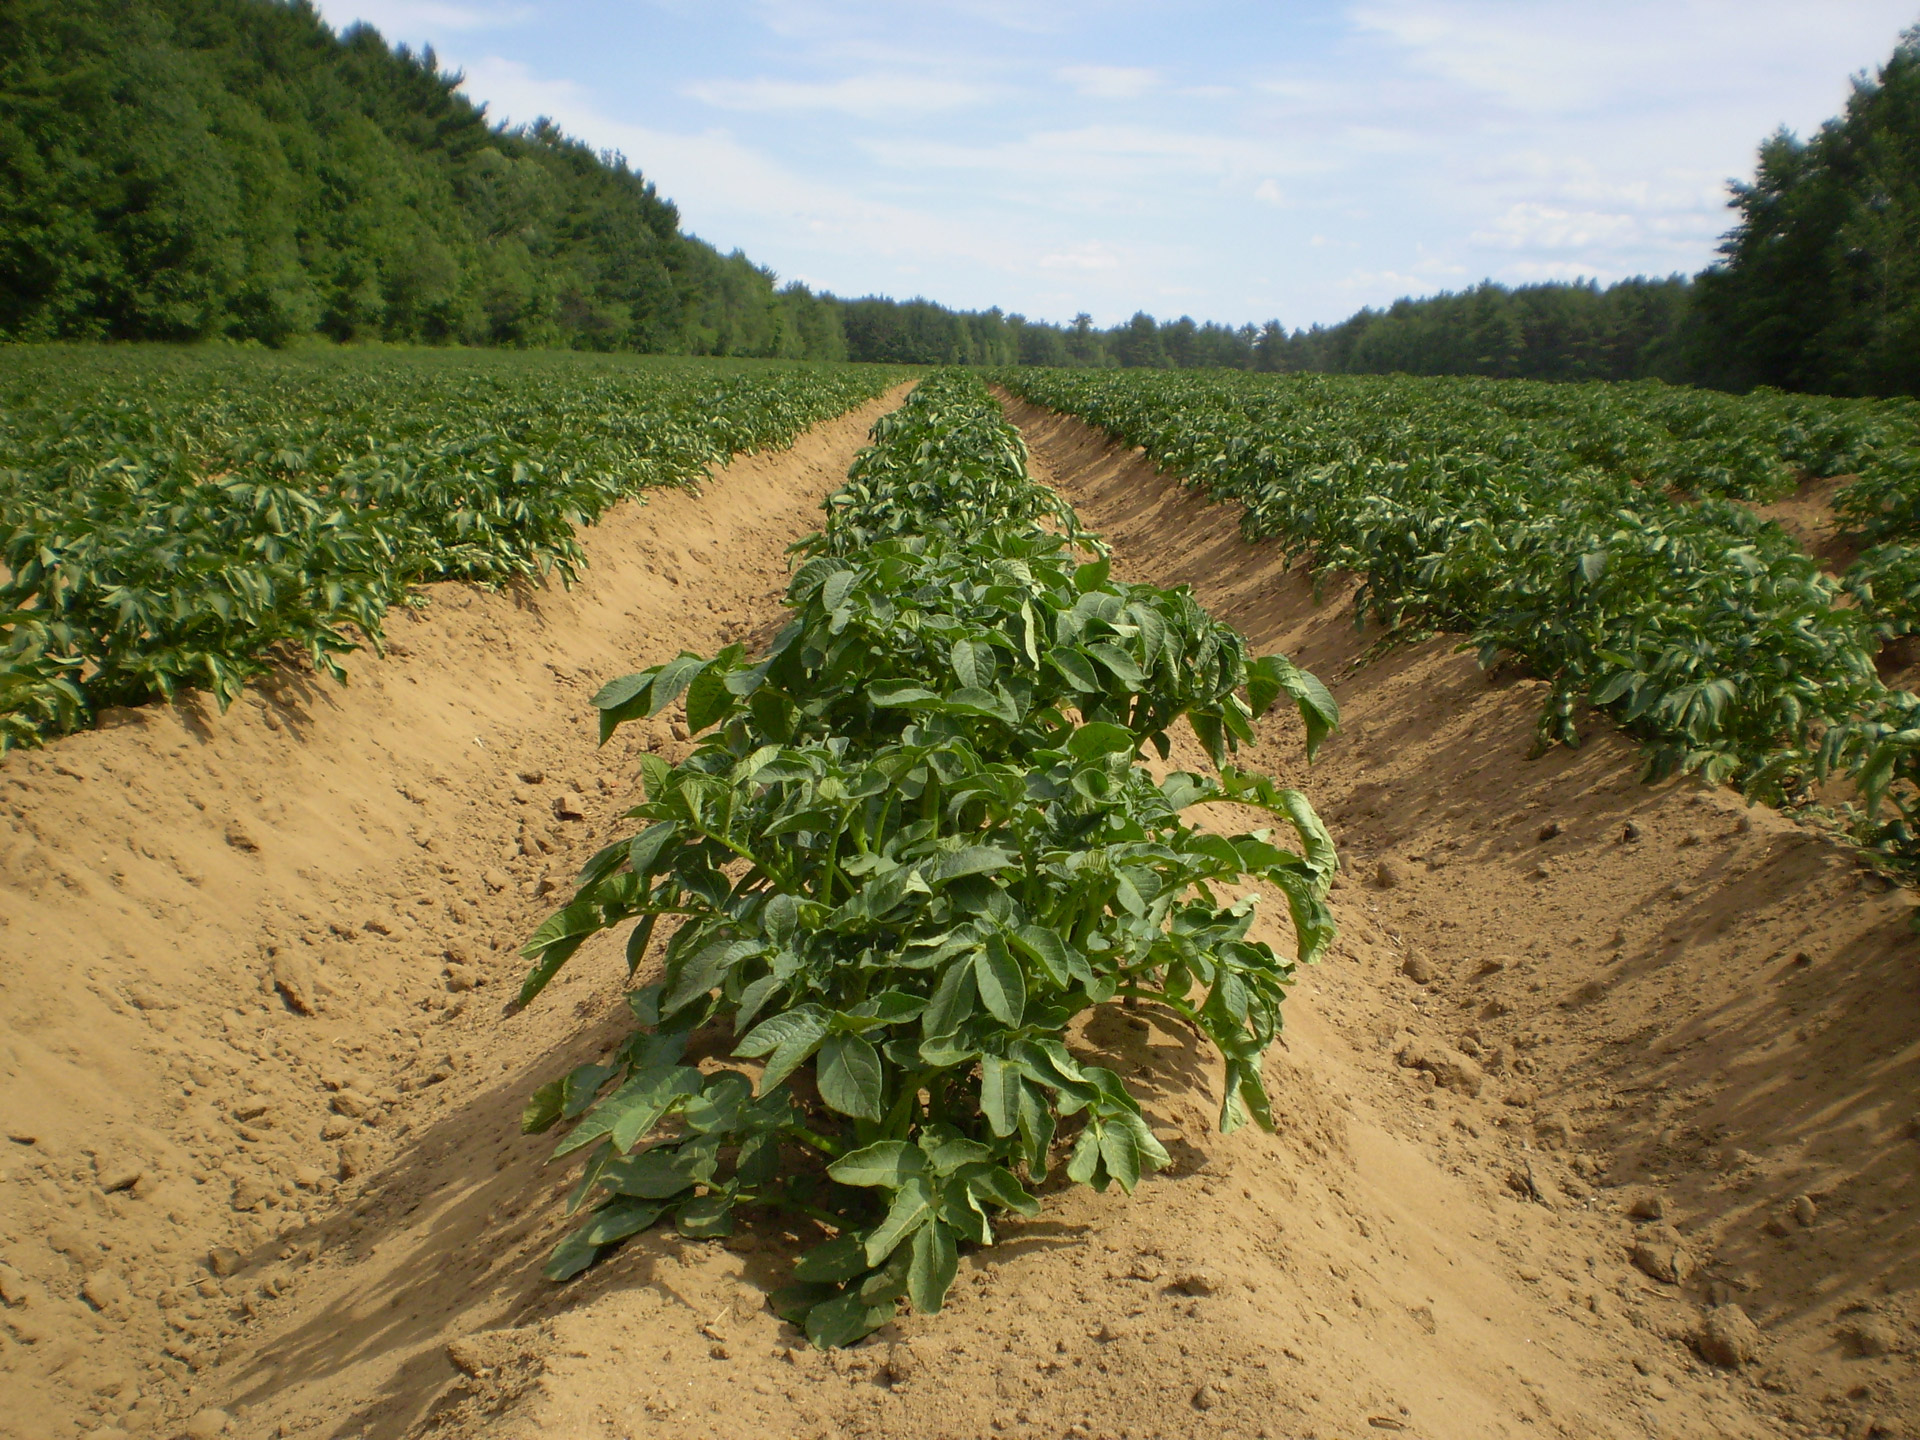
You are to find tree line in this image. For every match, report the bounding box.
[0,0,848,358]
[3,2,1915,399]
[834,276,1692,382]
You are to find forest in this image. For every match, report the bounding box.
[0,0,848,357]
[2,1,1916,397]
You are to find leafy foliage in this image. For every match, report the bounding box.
[0,0,848,356]
[519,372,1338,1345]
[998,366,1920,869]
[0,346,903,743]
[1687,28,1920,400]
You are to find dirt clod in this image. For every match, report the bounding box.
[1630,1224,1696,1285]
[95,1157,144,1193]
[1374,859,1404,889]
[1841,1314,1900,1357]
[1534,1112,1574,1149]
[1696,1305,1763,1367]
[884,1342,921,1384]
[270,950,319,1015]
[1175,1269,1218,1296]
[1395,1036,1484,1097]
[1400,952,1435,984]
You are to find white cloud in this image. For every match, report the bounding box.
[1349,0,1908,118]
[313,0,530,38]
[1057,65,1158,99]
[1470,202,1642,252]
[454,55,589,127]
[1254,178,1284,205]
[685,74,990,118]
[454,60,1115,301]
[1038,243,1126,272]
[863,123,1320,199]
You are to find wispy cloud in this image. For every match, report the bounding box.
[317,0,531,39]
[1056,65,1158,99]
[1038,242,1126,272]
[685,74,990,117]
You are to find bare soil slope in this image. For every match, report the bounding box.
[1,388,1915,1440]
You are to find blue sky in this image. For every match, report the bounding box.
[311,0,1919,329]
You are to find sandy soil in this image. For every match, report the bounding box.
[2,385,1916,1440]
[1749,476,1865,577]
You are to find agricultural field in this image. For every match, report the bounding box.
[998,367,1920,872]
[0,361,1915,1440]
[515,373,1339,1343]
[0,347,904,748]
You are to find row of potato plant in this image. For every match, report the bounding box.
[0,347,904,749]
[517,371,1340,1346]
[996,367,1920,873]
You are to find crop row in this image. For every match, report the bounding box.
[517,372,1340,1346]
[0,347,904,748]
[996,368,1920,869]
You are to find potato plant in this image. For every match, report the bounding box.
[519,372,1339,1345]
[0,348,904,746]
[999,366,1920,870]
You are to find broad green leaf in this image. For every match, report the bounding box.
[1010,924,1072,987]
[663,936,757,1013]
[592,670,654,713]
[928,846,1013,884]
[554,1065,700,1157]
[828,1141,929,1188]
[627,821,680,876]
[907,1220,960,1314]
[804,1291,895,1350]
[521,1077,565,1135]
[863,1176,933,1265]
[737,1004,831,1093]
[966,1163,1041,1217]
[978,1055,1021,1137]
[583,1196,667,1244]
[793,1233,869,1283]
[684,664,733,733]
[816,1032,885,1120]
[603,1149,697,1199]
[646,654,707,716]
[675,1191,736,1238]
[973,935,1026,1027]
[1067,721,1136,760]
[923,956,978,1039]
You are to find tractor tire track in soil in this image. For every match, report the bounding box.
[2,382,1915,1440]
